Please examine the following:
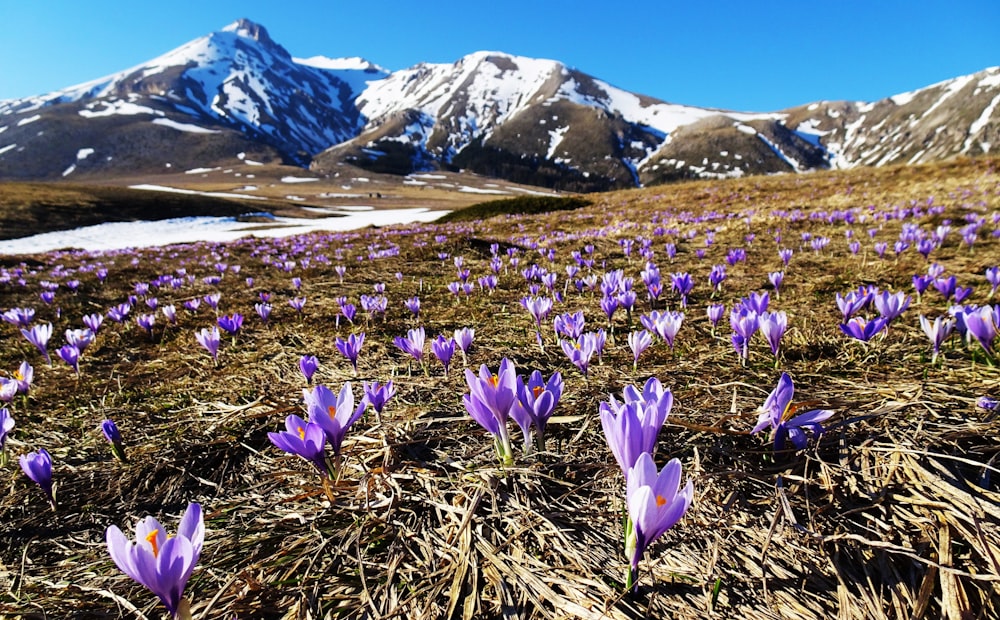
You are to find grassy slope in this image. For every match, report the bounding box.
[0,156,999,618]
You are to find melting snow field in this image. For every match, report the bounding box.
[0,208,449,255]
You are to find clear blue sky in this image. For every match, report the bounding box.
[1,1,997,111]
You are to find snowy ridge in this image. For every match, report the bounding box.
[0,20,997,187]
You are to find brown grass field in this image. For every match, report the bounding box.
[1,156,999,619]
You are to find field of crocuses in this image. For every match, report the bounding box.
[2,157,1000,619]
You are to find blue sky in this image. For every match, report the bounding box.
[1,1,997,111]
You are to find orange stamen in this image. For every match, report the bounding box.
[297,426,306,440]
[656,495,667,507]
[532,386,543,398]
[488,375,499,388]
[146,530,160,557]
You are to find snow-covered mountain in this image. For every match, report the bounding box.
[0,18,997,190]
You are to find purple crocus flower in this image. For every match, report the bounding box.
[432,334,456,377]
[299,355,319,383]
[2,307,35,328]
[19,447,54,507]
[107,303,131,323]
[137,313,156,339]
[463,358,518,465]
[553,311,586,340]
[874,291,911,323]
[21,323,53,364]
[106,502,204,618]
[560,333,597,377]
[217,313,243,337]
[57,344,81,376]
[393,327,426,364]
[976,396,999,411]
[162,305,177,325]
[0,407,14,464]
[289,296,307,314]
[101,419,127,462]
[839,316,888,342]
[520,296,553,329]
[268,414,329,476]
[254,302,272,325]
[203,293,221,310]
[624,452,694,590]
[768,271,784,296]
[600,378,672,478]
[65,328,95,351]
[758,310,787,357]
[335,333,365,374]
[404,297,421,318]
[512,370,563,451]
[964,305,998,355]
[628,330,653,370]
[183,299,201,313]
[195,326,221,362]
[362,380,396,416]
[919,315,955,364]
[304,383,366,462]
[454,327,475,365]
[751,372,834,451]
[986,267,1000,299]
[12,361,32,394]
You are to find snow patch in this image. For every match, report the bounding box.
[0,144,17,156]
[152,118,221,133]
[281,176,320,183]
[128,184,268,200]
[458,186,510,195]
[16,114,41,126]
[546,126,570,160]
[78,100,161,118]
[76,148,95,160]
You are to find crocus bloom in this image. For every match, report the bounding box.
[432,335,456,377]
[19,447,54,507]
[13,361,33,394]
[628,330,653,370]
[2,307,35,328]
[335,333,365,374]
[362,380,396,415]
[195,326,221,361]
[976,396,999,411]
[404,297,421,318]
[454,327,475,365]
[20,323,53,364]
[101,419,127,462]
[304,383,366,461]
[393,327,426,364]
[624,452,694,589]
[600,379,672,478]
[0,407,13,465]
[254,302,272,324]
[58,344,81,376]
[299,355,319,383]
[66,328,95,351]
[268,414,329,475]
[839,316,888,342]
[513,370,563,451]
[137,314,156,339]
[919,315,955,363]
[106,502,204,618]
[463,358,518,465]
[560,334,597,377]
[217,313,243,336]
[289,296,307,314]
[758,310,788,357]
[751,373,834,450]
[874,291,911,323]
[964,305,998,355]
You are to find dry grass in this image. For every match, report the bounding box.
[1,156,999,619]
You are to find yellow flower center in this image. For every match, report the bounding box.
[488,375,499,388]
[13,371,23,381]
[297,426,306,440]
[146,530,160,557]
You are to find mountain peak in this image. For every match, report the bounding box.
[221,18,275,46]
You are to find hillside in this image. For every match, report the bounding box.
[0,156,998,618]
[0,19,997,191]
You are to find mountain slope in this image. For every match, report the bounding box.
[0,19,997,189]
